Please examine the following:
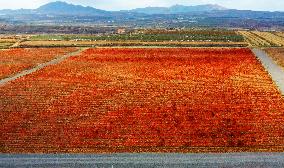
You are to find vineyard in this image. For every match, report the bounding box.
[264,48,284,69]
[19,40,247,48]
[20,29,247,47]
[0,39,17,49]
[274,32,284,38]
[1,48,283,153]
[239,31,284,47]
[0,48,78,79]
[252,31,284,47]
[0,30,283,48]
[30,29,244,42]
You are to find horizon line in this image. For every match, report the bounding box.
[0,0,282,12]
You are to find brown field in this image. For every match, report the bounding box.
[1,48,283,153]
[239,31,284,47]
[252,31,284,47]
[0,36,25,49]
[0,39,18,49]
[264,48,284,69]
[274,32,284,38]
[238,31,273,47]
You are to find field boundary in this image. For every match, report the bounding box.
[0,48,84,86]
[252,48,284,96]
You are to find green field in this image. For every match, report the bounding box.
[30,29,244,42]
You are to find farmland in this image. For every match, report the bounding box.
[239,31,284,47]
[16,29,247,48]
[264,48,284,69]
[0,48,78,79]
[30,29,244,42]
[2,30,284,48]
[18,40,247,48]
[0,48,283,153]
[0,39,17,49]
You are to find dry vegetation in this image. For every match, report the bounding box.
[0,39,18,49]
[238,31,284,47]
[238,31,273,47]
[274,32,284,38]
[264,48,284,69]
[252,31,284,47]
[0,35,30,49]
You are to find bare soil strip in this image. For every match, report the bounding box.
[252,48,284,95]
[0,49,83,86]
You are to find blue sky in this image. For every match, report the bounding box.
[0,0,283,11]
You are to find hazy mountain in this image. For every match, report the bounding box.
[0,1,283,30]
[0,1,109,16]
[36,1,109,15]
[0,2,228,16]
[126,4,228,14]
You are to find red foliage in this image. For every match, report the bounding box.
[0,48,78,79]
[0,48,283,153]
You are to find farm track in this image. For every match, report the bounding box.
[252,48,284,96]
[0,48,84,86]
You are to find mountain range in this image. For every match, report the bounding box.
[0,1,283,30]
[0,1,231,15]
[0,1,109,16]
[123,4,227,14]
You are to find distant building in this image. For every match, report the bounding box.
[117,28,126,34]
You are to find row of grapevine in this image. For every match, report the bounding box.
[238,31,272,47]
[0,48,78,79]
[238,31,284,47]
[1,48,283,153]
[252,31,284,47]
[264,48,284,69]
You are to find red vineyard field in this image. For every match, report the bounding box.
[0,47,78,79]
[0,48,284,153]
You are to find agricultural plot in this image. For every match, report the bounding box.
[264,48,284,69]
[252,31,284,47]
[0,48,78,79]
[24,30,246,47]
[0,48,283,153]
[0,35,28,49]
[239,31,284,47]
[238,31,272,47]
[19,40,247,48]
[30,30,244,42]
[0,39,17,49]
[274,32,284,38]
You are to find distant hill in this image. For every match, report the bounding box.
[36,1,109,15]
[126,4,228,14]
[0,1,283,30]
[0,2,228,16]
[0,1,109,16]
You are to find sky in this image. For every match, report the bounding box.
[0,0,283,12]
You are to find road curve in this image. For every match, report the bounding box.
[252,48,284,96]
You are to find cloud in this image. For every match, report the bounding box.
[0,0,283,11]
